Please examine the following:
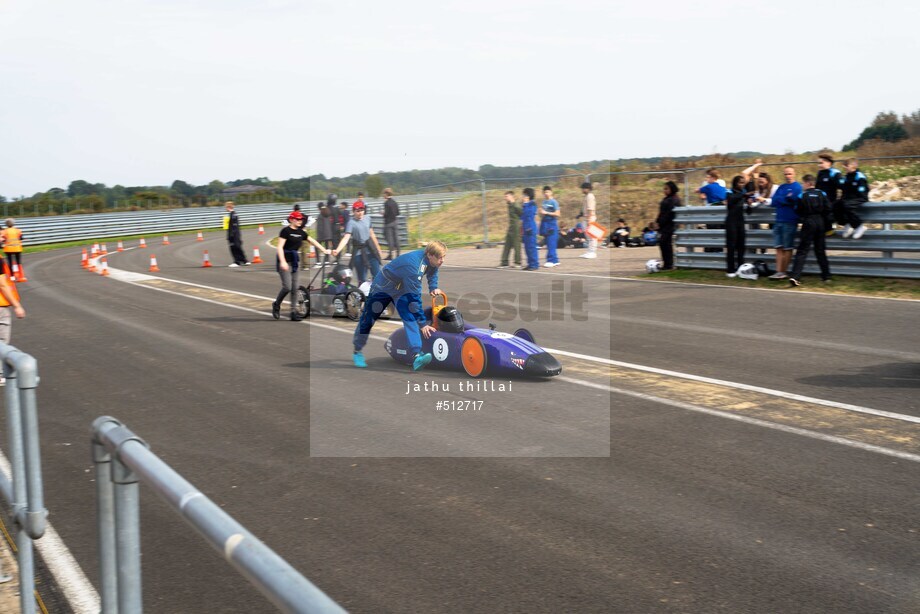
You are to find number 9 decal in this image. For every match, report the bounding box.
[433,338,449,361]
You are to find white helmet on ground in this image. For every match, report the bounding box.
[736,263,758,280]
[646,259,661,273]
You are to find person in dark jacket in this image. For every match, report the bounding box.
[724,175,749,276]
[224,201,249,267]
[314,202,336,268]
[839,158,869,239]
[382,187,401,260]
[789,175,832,286]
[816,154,844,236]
[498,190,522,267]
[656,182,680,270]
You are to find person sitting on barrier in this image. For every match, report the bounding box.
[816,154,845,237]
[332,201,383,286]
[788,174,832,287]
[272,211,331,321]
[351,241,447,370]
[839,158,869,239]
[724,176,751,277]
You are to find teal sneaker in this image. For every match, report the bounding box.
[353,352,367,368]
[412,352,433,371]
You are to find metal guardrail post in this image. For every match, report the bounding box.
[0,344,45,614]
[92,417,345,614]
[113,451,143,614]
[93,438,119,613]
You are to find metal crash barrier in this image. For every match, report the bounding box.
[91,417,345,614]
[675,200,920,279]
[0,342,47,614]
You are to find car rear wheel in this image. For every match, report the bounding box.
[345,290,364,321]
[461,337,488,378]
[294,286,311,318]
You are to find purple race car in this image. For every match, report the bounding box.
[384,297,562,378]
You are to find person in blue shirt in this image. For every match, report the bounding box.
[521,188,539,270]
[352,242,446,370]
[539,185,561,268]
[767,166,803,279]
[697,170,728,204]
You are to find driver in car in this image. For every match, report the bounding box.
[352,241,447,370]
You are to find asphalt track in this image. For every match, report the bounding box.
[8,228,920,613]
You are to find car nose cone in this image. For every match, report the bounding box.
[524,352,562,377]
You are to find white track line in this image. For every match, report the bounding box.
[559,376,920,464]
[0,454,100,613]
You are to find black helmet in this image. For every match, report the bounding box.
[326,193,338,206]
[436,306,464,333]
[332,265,352,284]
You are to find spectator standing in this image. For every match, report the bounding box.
[840,158,869,239]
[540,186,561,267]
[521,188,539,270]
[1,219,24,279]
[498,190,522,268]
[579,181,598,259]
[315,202,336,268]
[0,255,26,345]
[656,182,681,270]
[816,154,844,236]
[333,201,383,285]
[788,174,832,287]
[724,176,749,277]
[382,187,401,260]
[272,211,330,321]
[767,166,803,279]
[224,201,249,267]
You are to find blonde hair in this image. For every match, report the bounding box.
[224,201,235,208]
[424,240,448,259]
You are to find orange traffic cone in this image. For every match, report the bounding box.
[163,235,170,245]
[117,240,124,252]
[258,225,265,235]
[196,231,204,242]
[92,243,99,254]
[149,254,160,272]
[14,264,27,282]
[99,257,110,276]
[81,248,89,269]
[101,245,108,257]
[252,247,263,264]
[202,251,212,268]
[87,256,97,273]
[139,238,147,248]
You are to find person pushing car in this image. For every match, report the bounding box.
[352,241,447,370]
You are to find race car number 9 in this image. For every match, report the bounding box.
[433,338,449,361]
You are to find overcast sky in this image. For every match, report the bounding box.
[1,0,917,196]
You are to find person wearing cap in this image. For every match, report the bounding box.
[351,242,447,370]
[272,211,330,321]
[332,201,383,285]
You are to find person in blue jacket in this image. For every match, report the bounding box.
[352,241,447,370]
[521,187,539,271]
[539,185,561,267]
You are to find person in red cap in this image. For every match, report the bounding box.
[333,201,383,285]
[272,211,330,320]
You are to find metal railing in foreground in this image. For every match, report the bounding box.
[91,417,345,614]
[0,343,46,614]
[674,201,920,279]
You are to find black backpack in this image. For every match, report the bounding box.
[754,260,772,277]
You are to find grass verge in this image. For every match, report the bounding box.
[651,268,920,299]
